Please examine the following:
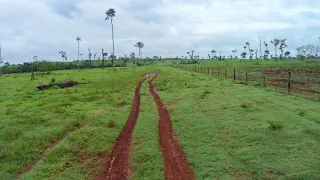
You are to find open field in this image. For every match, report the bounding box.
[0,68,152,179]
[176,60,320,100]
[1,63,320,179]
[154,67,320,179]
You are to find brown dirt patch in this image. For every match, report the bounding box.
[149,75,195,180]
[97,74,153,180]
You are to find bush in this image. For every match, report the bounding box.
[107,120,116,128]
[268,121,283,130]
[51,77,56,84]
[240,103,247,108]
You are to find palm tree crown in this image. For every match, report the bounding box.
[135,42,144,58]
[105,8,116,20]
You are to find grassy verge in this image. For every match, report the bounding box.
[130,79,164,180]
[154,67,320,179]
[0,67,151,179]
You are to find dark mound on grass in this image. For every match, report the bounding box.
[36,80,85,91]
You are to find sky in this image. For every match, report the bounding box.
[1,0,320,63]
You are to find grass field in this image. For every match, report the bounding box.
[1,61,320,179]
[0,68,151,179]
[154,67,320,179]
[176,59,320,100]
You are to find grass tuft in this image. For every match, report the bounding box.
[268,120,283,130]
[106,120,116,128]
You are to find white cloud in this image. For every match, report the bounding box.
[0,0,320,63]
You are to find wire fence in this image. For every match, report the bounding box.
[174,65,320,96]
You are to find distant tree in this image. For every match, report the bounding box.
[87,48,92,67]
[258,36,263,58]
[134,42,144,59]
[105,8,116,70]
[264,50,270,60]
[191,50,195,59]
[187,52,190,59]
[76,36,81,61]
[93,53,97,60]
[243,46,247,55]
[270,38,280,59]
[232,49,237,58]
[208,54,211,59]
[296,44,318,59]
[279,39,287,59]
[245,42,251,53]
[249,49,254,60]
[284,51,291,58]
[130,52,135,59]
[241,52,247,59]
[211,50,217,59]
[255,49,258,59]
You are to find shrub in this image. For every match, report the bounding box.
[51,77,56,84]
[107,120,116,128]
[268,121,283,130]
[240,103,247,108]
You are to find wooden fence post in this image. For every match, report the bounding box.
[225,67,227,78]
[218,67,220,77]
[233,69,236,80]
[211,67,214,76]
[245,70,248,84]
[207,67,209,75]
[288,71,291,92]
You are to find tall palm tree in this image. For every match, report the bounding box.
[211,50,216,59]
[245,42,251,54]
[76,36,81,61]
[187,52,190,59]
[105,8,116,69]
[134,42,144,59]
[270,38,280,59]
[244,46,247,54]
[232,49,237,57]
[279,39,287,59]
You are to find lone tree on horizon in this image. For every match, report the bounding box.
[76,36,81,61]
[135,42,144,59]
[105,8,116,70]
[270,38,280,59]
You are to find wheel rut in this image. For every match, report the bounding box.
[149,74,195,180]
[97,76,147,180]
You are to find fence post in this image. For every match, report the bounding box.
[218,67,220,77]
[233,69,236,80]
[225,67,227,78]
[245,70,248,84]
[207,67,209,75]
[288,71,291,92]
[211,67,214,76]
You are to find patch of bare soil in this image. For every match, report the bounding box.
[149,75,195,180]
[97,73,155,180]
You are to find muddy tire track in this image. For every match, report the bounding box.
[17,120,89,179]
[149,75,195,180]
[97,78,145,180]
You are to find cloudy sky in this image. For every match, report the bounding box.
[1,0,320,63]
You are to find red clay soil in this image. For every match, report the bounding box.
[97,79,145,180]
[149,76,195,180]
